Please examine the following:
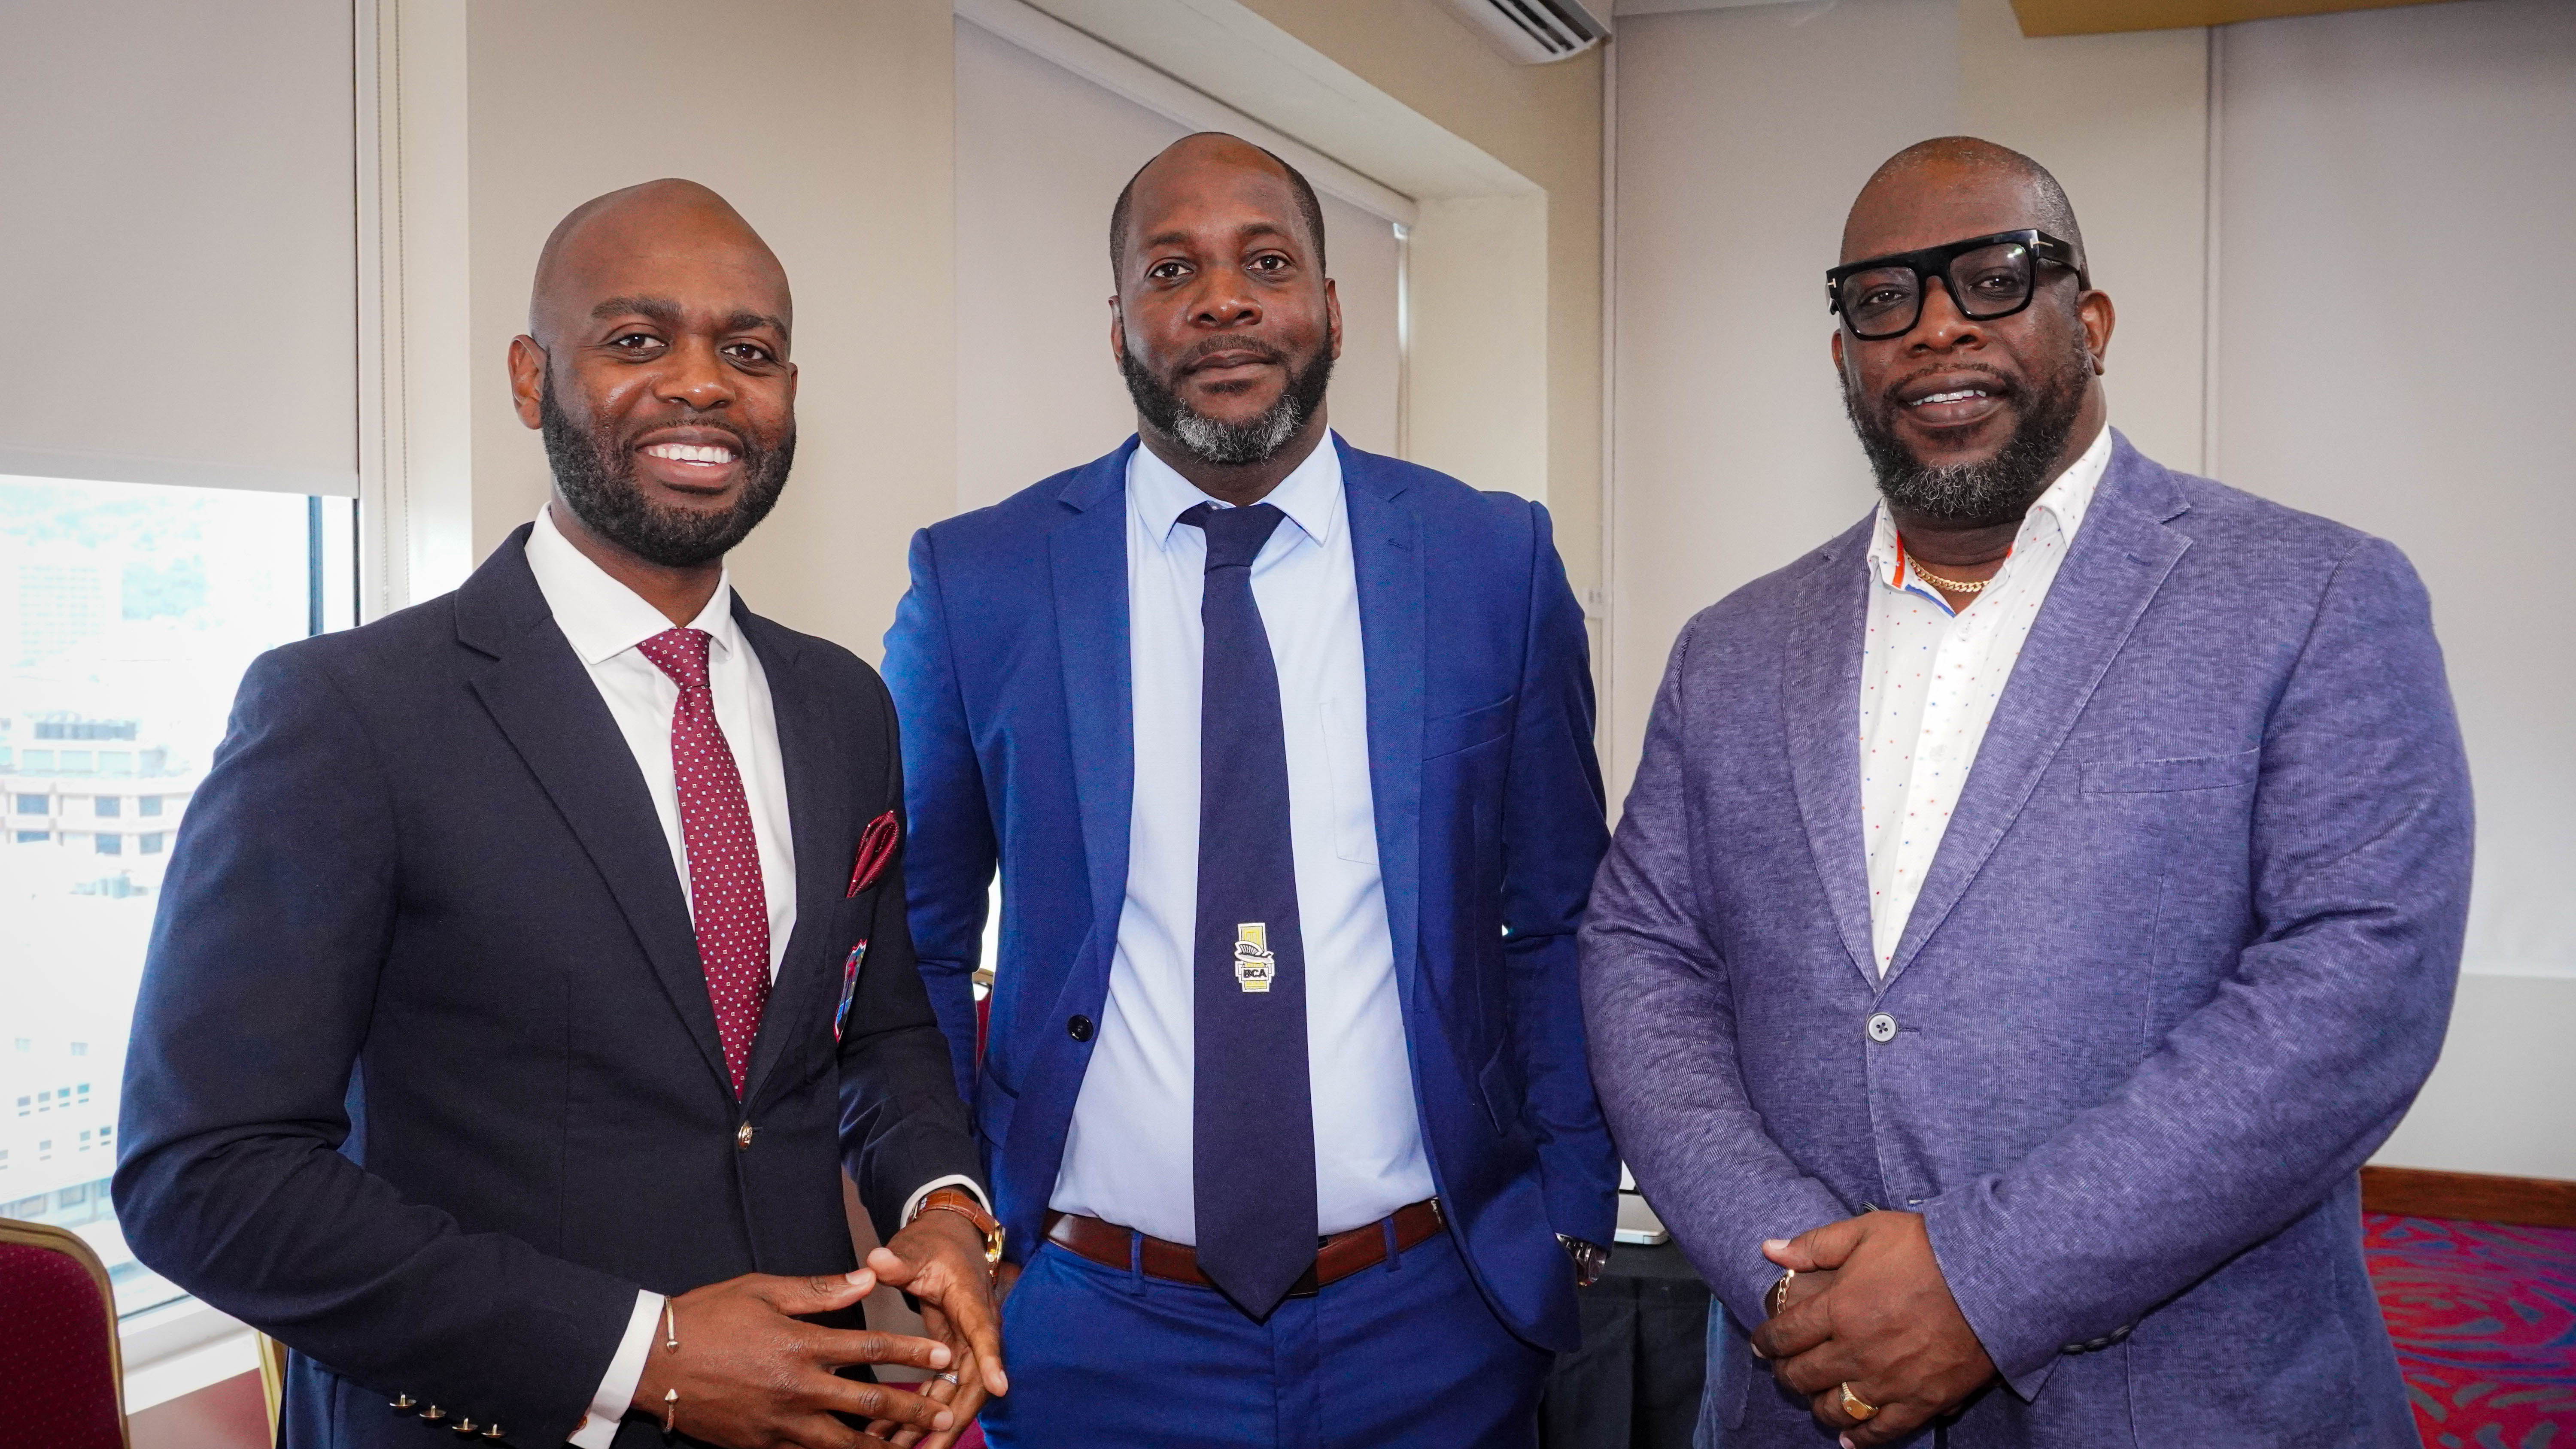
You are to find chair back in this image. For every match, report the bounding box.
[257,1332,289,1445]
[0,1216,130,1449]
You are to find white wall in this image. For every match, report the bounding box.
[1608,0,2574,1177]
[951,16,1403,510]
[2209,0,2576,1177]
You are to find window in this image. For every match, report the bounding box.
[2,474,355,1322]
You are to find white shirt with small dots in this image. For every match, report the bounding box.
[1858,423,2112,978]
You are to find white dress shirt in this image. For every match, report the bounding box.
[524,507,973,1445]
[1048,437,1436,1244]
[1860,423,2113,975]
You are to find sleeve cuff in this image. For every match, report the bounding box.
[899,1174,990,1226]
[571,1290,663,1448]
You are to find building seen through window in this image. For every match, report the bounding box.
[1,473,354,1317]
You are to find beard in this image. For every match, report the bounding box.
[540,374,794,568]
[1843,330,2091,528]
[1121,337,1334,468]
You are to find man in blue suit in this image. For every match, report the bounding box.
[882,133,1619,1448]
[1582,138,2472,1446]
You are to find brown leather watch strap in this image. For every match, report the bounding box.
[911,1187,1004,1267]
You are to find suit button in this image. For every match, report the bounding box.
[1067,1015,1094,1042]
[1866,1012,1898,1043]
[735,1122,755,1150]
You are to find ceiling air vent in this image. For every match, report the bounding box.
[1440,0,1608,64]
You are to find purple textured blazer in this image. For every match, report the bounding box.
[1580,434,2472,1447]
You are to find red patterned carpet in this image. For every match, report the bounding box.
[2367,1213,2576,1447]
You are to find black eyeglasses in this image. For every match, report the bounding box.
[1826,230,2088,340]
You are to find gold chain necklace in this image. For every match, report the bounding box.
[1909,560,1990,594]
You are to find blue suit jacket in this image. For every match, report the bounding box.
[114,532,980,1448]
[882,436,1619,1352]
[1581,435,2473,1446]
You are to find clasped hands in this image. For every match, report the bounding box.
[1750,1211,1995,1447]
[632,1210,1009,1449]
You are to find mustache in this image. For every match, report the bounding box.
[1173,336,1288,371]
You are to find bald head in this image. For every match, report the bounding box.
[529,179,790,344]
[1842,136,2084,267]
[1111,133,1327,281]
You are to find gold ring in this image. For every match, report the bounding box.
[1839,1383,1879,1422]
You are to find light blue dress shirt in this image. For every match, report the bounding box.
[1047,436,1435,1244]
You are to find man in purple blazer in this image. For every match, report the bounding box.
[1580,137,2473,1447]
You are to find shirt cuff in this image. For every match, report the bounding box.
[899,1174,990,1227]
[570,1290,663,1448]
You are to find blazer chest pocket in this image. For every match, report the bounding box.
[1425,694,1513,760]
[2081,748,2260,794]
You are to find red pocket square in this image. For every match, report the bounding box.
[847,811,901,897]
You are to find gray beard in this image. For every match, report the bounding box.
[1844,336,2091,529]
[1120,341,1334,469]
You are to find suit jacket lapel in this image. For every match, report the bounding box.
[1341,440,1425,1009]
[1050,443,1138,966]
[457,531,734,1097]
[1782,519,1883,990]
[736,604,843,1106]
[1883,435,2192,985]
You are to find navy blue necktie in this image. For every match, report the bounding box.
[1182,501,1318,1319]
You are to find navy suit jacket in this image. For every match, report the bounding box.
[1582,436,2473,1446]
[113,530,980,1448]
[882,436,1619,1352]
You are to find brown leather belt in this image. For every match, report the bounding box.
[1043,1199,1445,1297]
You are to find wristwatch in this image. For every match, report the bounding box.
[1558,1234,1611,1289]
[910,1186,1006,1271]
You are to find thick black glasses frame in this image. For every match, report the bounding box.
[1825,229,2089,340]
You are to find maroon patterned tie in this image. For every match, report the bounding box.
[636,627,770,1097]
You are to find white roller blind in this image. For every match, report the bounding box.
[2213,0,2576,981]
[0,0,358,496]
[954,15,1405,510]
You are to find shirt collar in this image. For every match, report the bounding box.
[1127,432,1344,553]
[523,503,741,667]
[1865,421,2115,588]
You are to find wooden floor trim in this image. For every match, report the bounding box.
[2361,1166,2576,1229]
